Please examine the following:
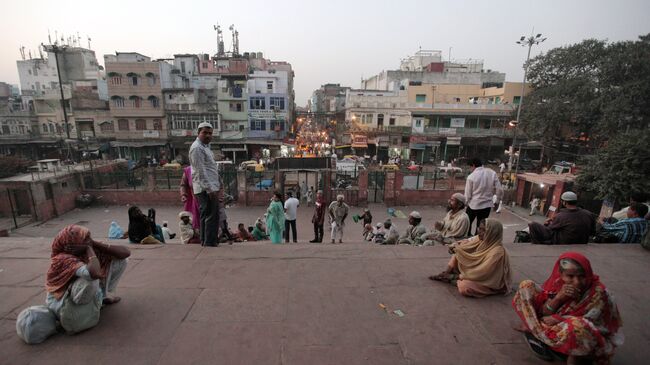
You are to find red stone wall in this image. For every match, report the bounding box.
[86,190,180,206]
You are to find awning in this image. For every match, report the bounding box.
[221,147,247,152]
[335,145,351,149]
[351,143,368,148]
[110,141,166,148]
[409,144,426,150]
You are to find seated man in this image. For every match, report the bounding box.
[398,211,427,245]
[596,202,648,243]
[528,191,595,245]
[422,193,470,245]
[610,192,650,221]
[383,219,400,245]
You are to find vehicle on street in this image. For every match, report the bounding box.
[381,164,400,171]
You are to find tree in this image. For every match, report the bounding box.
[520,35,650,152]
[576,132,650,203]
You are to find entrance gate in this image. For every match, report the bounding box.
[368,171,385,203]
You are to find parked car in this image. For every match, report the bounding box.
[336,158,366,174]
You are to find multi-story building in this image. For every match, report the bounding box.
[0,82,37,158]
[104,52,171,160]
[338,50,528,163]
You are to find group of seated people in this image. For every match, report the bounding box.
[363,192,471,246]
[528,191,649,245]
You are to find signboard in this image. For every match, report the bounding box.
[446,136,462,145]
[439,128,457,135]
[171,129,194,137]
[450,118,465,128]
[409,135,426,144]
[143,130,160,138]
[248,110,287,118]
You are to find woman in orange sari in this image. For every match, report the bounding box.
[512,252,623,364]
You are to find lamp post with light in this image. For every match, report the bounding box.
[509,32,546,177]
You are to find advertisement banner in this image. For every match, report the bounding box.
[450,118,465,128]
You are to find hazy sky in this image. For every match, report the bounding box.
[2,0,649,106]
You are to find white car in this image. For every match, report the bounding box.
[336,158,366,174]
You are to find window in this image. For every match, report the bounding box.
[513,96,521,104]
[181,104,189,111]
[153,119,162,130]
[494,96,500,104]
[389,117,396,126]
[229,102,242,112]
[250,97,266,110]
[415,119,422,127]
[146,73,156,86]
[415,94,426,103]
[269,97,285,110]
[377,114,384,125]
[42,123,48,133]
[180,61,186,73]
[202,62,208,68]
[266,81,273,90]
[135,119,146,130]
[131,76,138,85]
[250,119,266,131]
[270,120,285,131]
[111,96,125,108]
[49,124,55,133]
[118,119,129,130]
[110,76,122,85]
[130,96,141,108]
[148,96,160,108]
[100,122,114,132]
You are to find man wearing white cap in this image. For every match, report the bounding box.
[398,211,427,245]
[421,193,470,245]
[528,191,595,244]
[328,194,349,243]
[189,122,222,246]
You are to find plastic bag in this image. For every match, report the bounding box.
[108,221,124,239]
[16,305,58,344]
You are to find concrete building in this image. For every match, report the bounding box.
[104,52,172,160]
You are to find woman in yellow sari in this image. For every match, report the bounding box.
[430,218,511,297]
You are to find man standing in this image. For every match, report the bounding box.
[189,122,222,247]
[284,192,300,243]
[310,190,325,243]
[464,157,502,235]
[529,191,595,245]
[328,194,349,244]
[421,193,470,245]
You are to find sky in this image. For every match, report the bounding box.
[1,0,649,106]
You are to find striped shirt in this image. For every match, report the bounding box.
[602,217,648,243]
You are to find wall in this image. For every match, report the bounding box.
[87,190,179,205]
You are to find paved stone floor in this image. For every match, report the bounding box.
[1,203,648,364]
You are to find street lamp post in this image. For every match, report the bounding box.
[509,32,546,178]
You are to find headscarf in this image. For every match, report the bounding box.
[542,252,597,293]
[454,218,511,292]
[45,225,112,300]
[128,206,151,243]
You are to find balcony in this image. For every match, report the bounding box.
[217,86,247,101]
[422,126,514,137]
[410,103,515,116]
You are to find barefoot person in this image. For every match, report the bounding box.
[512,252,623,364]
[430,219,511,297]
[45,225,131,333]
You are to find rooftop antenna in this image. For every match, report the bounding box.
[54,31,58,45]
[48,30,52,44]
[87,36,92,49]
[19,46,26,60]
[214,24,225,57]
[229,24,239,56]
[77,32,81,47]
[38,45,44,59]
[28,50,32,59]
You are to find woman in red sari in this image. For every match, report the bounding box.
[512,252,623,364]
[180,165,201,230]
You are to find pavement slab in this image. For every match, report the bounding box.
[1,204,649,364]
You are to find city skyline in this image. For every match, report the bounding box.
[2,0,649,106]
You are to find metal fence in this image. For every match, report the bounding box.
[153,168,184,190]
[401,169,465,190]
[82,168,147,190]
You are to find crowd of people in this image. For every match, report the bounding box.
[18,123,643,364]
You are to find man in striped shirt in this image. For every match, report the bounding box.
[599,203,649,243]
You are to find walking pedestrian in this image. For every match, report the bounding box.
[464,157,502,235]
[284,192,300,243]
[310,190,326,243]
[306,186,314,207]
[328,194,350,244]
[189,122,222,247]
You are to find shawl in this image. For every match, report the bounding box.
[454,218,511,292]
[266,200,285,232]
[180,166,200,229]
[537,252,622,334]
[128,206,151,243]
[45,225,111,300]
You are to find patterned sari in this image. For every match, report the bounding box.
[512,252,623,364]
